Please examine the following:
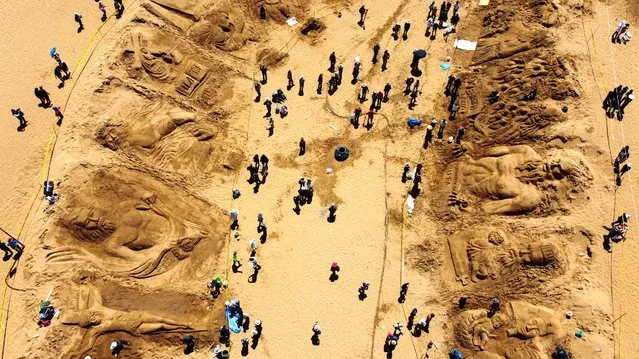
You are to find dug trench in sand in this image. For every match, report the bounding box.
[0,0,637,358]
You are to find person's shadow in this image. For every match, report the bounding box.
[311,333,320,346]
[411,68,423,77]
[260,230,268,243]
[183,344,195,355]
[232,262,243,273]
[254,95,261,103]
[249,267,260,283]
[329,271,339,282]
[327,212,336,223]
[398,292,406,304]
[251,335,260,349]
[603,232,612,252]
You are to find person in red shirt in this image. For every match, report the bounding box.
[365,109,375,127]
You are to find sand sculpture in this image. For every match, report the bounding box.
[254,0,311,22]
[62,286,196,357]
[47,167,221,278]
[122,31,209,98]
[441,145,590,215]
[97,102,230,174]
[456,301,564,358]
[447,228,559,286]
[190,9,249,51]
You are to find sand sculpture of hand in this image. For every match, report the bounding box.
[62,286,194,357]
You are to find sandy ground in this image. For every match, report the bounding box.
[0,0,638,358]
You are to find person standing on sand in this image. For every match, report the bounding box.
[11,108,27,130]
[382,50,390,71]
[392,23,401,39]
[403,20,411,40]
[254,82,261,99]
[287,70,294,90]
[114,0,125,17]
[365,109,375,127]
[359,83,369,102]
[34,86,51,107]
[384,83,392,101]
[299,75,305,96]
[52,106,64,125]
[329,52,336,71]
[317,74,323,94]
[358,5,368,27]
[263,97,272,117]
[260,64,268,83]
[98,1,107,22]
[74,13,84,32]
[372,43,381,64]
[299,137,306,155]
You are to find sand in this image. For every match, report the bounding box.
[0,0,637,358]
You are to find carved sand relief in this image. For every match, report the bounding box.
[455,301,565,359]
[433,145,591,216]
[447,228,559,287]
[46,166,224,278]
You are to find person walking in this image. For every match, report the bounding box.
[260,64,268,83]
[358,5,368,27]
[383,83,392,101]
[74,13,84,32]
[98,0,107,22]
[337,63,344,84]
[11,108,27,129]
[365,109,375,127]
[34,86,51,107]
[254,82,261,100]
[52,106,64,125]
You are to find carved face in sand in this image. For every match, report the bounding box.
[64,208,116,242]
